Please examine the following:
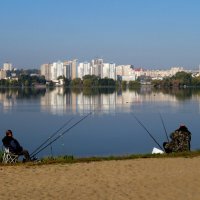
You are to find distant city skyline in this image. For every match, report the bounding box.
[1,0,200,69]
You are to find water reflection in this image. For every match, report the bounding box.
[1,87,200,156]
[0,87,200,115]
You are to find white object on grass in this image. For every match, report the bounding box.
[152,147,164,154]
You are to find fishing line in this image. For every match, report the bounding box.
[30,112,92,158]
[159,112,169,142]
[30,117,74,157]
[50,139,53,157]
[131,113,164,151]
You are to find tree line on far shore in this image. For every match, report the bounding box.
[1,70,200,88]
[0,73,140,89]
[66,75,140,89]
[152,71,200,88]
[49,71,200,88]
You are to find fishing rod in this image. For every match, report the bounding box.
[30,117,74,157]
[132,113,164,151]
[30,112,92,159]
[159,113,169,142]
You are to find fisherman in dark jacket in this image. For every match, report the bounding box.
[163,124,191,153]
[2,130,31,162]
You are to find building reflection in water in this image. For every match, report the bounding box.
[0,87,199,115]
[41,88,120,115]
[0,90,18,113]
[39,87,187,115]
[41,88,67,115]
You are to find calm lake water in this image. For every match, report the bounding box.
[0,87,199,158]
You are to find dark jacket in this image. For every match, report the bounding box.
[2,136,23,154]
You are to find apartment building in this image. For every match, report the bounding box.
[3,62,12,71]
[116,65,136,81]
[0,69,6,80]
[77,60,116,80]
[102,63,116,79]
[41,59,77,81]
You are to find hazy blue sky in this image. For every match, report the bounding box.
[0,0,200,69]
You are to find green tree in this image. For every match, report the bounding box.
[83,79,93,87]
[172,71,192,87]
[191,76,200,86]
[98,77,116,87]
[83,75,99,87]
[71,78,82,87]
[128,80,140,89]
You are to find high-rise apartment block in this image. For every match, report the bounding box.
[0,69,6,80]
[51,61,64,80]
[77,59,116,80]
[41,59,77,81]
[71,59,77,80]
[91,58,103,78]
[3,62,12,71]
[77,62,91,79]
[41,63,52,81]
[63,61,71,80]
[102,63,116,80]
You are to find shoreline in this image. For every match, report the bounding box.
[2,150,200,166]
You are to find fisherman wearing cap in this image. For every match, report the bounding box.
[2,130,31,162]
[163,124,191,153]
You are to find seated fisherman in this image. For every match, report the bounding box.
[2,130,31,162]
[163,124,191,153]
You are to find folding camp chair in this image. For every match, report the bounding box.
[2,148,19,164]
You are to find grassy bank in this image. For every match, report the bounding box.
[39,150,200,164]
[1,150,200,166]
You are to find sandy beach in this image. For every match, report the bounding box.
[1,157,200,200]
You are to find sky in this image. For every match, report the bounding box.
[0,0,200,69]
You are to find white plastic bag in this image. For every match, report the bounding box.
[152,147,164,154]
